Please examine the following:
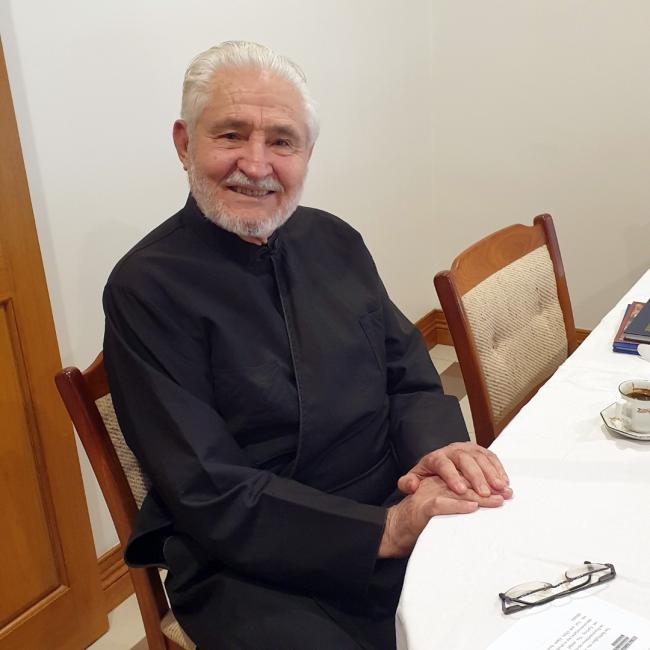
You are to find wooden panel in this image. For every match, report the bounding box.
[415,308,454,348]
[0,300,61,626]
[414,309,438,349]
[98,545,134,613]
[0,241,10,292]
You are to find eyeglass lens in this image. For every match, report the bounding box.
[505,564,610,605]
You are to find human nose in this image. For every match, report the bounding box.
[237,138,273,180]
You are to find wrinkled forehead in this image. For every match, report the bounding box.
[199,67,309,135]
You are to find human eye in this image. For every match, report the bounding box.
[220,132,240,141]
[273,138,291,148]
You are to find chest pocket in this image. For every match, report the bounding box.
[213,360,297,433]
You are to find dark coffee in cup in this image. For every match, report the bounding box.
[626,388,650,401]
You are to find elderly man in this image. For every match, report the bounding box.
[103,41,511,650]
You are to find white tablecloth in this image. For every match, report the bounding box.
[396,269,650,650]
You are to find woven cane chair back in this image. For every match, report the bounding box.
[434,214,577,447]
[55,353,194,650]
[94,393,150,508]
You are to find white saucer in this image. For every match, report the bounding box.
[600,402,650,441]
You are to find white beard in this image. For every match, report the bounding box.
[187,161,303,240]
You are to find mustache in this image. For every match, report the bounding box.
[223,170,284,192]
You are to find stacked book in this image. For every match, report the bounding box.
[613,300,650,354]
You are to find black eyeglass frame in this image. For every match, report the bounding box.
[499,561,616,615]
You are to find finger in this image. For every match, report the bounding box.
[433,480,505,507]
[397,472,421,494]
[425,496,479,517]
[484,448,510,484]
[473,453,507,491]
[475,493,505,508]
[431,456,468,495]
[419,478,506,509]
[457,453,491,497]
[455,443,510,486]
[399,473,471,495]
[478,484,513,500]
[497,485,513,499]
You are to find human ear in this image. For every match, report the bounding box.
[172,120,190,170]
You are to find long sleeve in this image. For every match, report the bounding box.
[103,281,386,599]
[381,286,470,472]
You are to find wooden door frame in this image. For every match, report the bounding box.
[0,36,107,648]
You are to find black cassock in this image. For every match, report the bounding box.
[103,196,468,649]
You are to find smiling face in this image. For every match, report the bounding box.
[173,67,313,242]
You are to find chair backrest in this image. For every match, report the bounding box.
[434,214,577,447]
[55,353,193,650]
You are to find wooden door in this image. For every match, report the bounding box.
[0,40,107,649]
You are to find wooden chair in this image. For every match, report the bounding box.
[55,353,195,650]
[434,214,577,448]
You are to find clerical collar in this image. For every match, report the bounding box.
[181,194,283,265]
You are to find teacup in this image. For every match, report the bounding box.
[616,379,650,433]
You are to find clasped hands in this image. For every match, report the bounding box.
[379,442,513,558]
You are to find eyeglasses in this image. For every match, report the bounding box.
[499,562,616,615]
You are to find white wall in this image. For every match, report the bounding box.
[1,0,437,555]
[3,0,649,556]
[430,1,650,327]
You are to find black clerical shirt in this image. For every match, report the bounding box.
[103,195,467,606]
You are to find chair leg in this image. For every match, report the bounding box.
[129,567,171,650]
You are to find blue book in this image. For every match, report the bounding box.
[613,341,640,354]
[623,299,650,343]
[612,302,644,355]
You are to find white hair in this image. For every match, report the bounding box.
[180,41,320,145]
